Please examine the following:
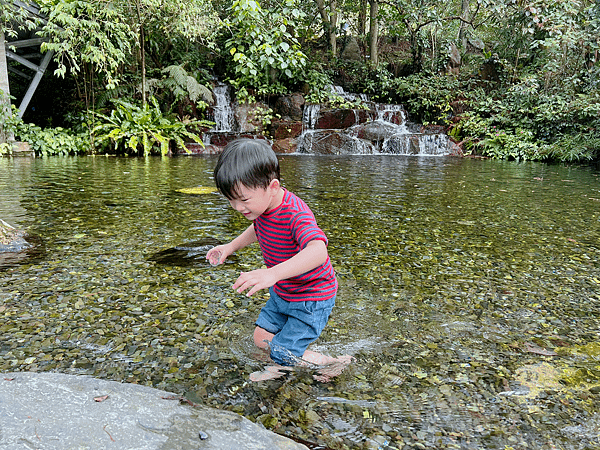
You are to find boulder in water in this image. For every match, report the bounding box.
[148,238,237,267]
[0,219,43,269]
[0,219,31,253]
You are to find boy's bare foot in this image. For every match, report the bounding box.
[313,354,354,382]
[249,365,293,382]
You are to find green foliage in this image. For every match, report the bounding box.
[547,131,600,162]
[457,84,600,162]
[0,0,42,37]
[0,98,89,156]
[157,65,213,105]
[92,97,210,156]
[301,65,334,103]
[15,124,89,156]
[469,119,548,161]
[251,105,279,128]
[145,65,213,116]
[330,60,395,101]
[0,92,19,152]
[224,0,308,96]
[390,73,479,125]
[39,1,135,89]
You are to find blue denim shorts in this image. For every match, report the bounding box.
[255,287,335,366]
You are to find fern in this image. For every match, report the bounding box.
[162,65,213,104]
[96,85,134,109]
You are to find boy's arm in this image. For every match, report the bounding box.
[233,239,328,296]
[228,224,258,251]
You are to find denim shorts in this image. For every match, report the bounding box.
[255,287,335,366]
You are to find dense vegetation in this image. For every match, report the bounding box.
[1,0,599,161]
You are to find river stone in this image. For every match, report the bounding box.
[273,94,305,121]
[0,372,308,450]
[0,219,31,252]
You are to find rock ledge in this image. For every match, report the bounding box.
[0,372,307,450]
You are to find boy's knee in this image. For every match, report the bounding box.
[253,326,274,350]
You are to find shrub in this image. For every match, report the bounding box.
[92,97,211,156]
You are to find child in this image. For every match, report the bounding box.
[206,138,351,381]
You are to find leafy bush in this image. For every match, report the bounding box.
[146,65,213,117]
[16,124,89,156]
[92,97,211,156]
[390,74,479,125]
[1,102,88,156]
[459,113,548,161]
[457,76,600,161]
[547,132,600,162]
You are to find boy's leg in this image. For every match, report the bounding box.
[251,289,353,381]
[251,326,294,381]
[253,326,274,351]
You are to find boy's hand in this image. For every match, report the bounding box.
[233,269,278,297]
[206,244,231,265]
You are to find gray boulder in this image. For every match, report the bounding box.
[0,372,308,450]
[0,219,31,253]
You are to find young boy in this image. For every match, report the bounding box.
[206,138,350,381]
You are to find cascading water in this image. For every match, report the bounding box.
[302,104,321,131]
[297,86,452,156]
[210,84,236,133]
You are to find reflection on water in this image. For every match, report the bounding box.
[1,155,600,449]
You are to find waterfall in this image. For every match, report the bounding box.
[211,84,236,132]
[330,85,369,102]
[296,89,451,156]
[376,104,407,130]
[302,104,321,130]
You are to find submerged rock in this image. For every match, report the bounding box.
[0,219,43,269]
[0,219,31,253]
[148,238,237,267]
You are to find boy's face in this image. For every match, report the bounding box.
[228,180,281,221]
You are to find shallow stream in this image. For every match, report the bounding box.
[1,155,600,449]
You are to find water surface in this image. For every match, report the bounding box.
[1,155,599,450]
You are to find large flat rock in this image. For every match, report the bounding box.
[0,372,307,450]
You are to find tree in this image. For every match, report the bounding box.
[224,0,308,98]
[315,0,338,57]
[369,0,379,66]
[39,0,134,110]
[38,0,218,109]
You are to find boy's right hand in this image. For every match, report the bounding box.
[206,244,230,266]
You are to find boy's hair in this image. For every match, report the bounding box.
[214,138,280,200]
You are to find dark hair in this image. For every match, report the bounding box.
[213,139,280,200]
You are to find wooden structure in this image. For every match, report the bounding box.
[1,1,53,120]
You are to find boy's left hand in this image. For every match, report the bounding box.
[233,269,278,297]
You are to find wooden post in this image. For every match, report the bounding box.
[0,32,14,144]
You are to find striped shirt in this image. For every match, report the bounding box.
[254,189,337,302]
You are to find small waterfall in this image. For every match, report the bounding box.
[376,104,407,129]
[302,104,321,130]
[330,85,369,102]
[211,84,236,132]
[294,86,452,156]
[417,134,451,155]
[382,133,451,156]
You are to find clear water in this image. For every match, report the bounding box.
[1,155,600,450]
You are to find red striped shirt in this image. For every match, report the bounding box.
[254,189,337,302]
